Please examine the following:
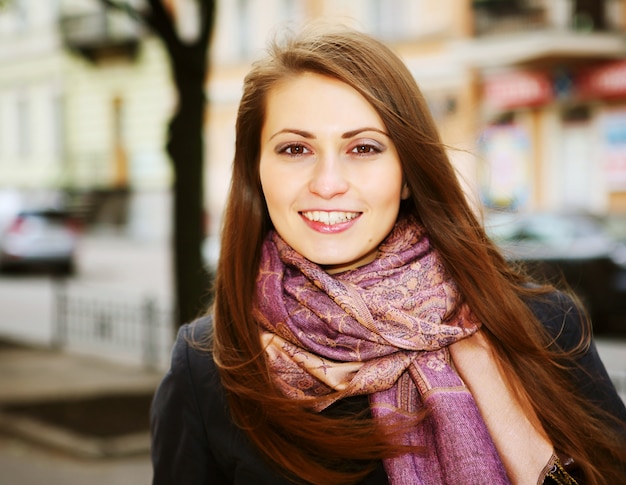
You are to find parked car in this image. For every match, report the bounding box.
[0,209,80,275]
[485,211,626,335]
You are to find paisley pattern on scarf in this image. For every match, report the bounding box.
[253,216,511,484]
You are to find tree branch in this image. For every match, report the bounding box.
[97,0,180,50]
[97,0,144,24]
[198,0,216,49]
[146,0,181,50]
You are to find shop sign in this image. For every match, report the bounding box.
[578,61,626,99]
[484,71,552,110]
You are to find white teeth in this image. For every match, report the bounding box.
[301,211,359,225]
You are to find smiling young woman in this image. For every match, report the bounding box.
[259,72,409,274]
[150,25,626,485]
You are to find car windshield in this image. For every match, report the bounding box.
[483,211,623,261]
[515,215,602,244]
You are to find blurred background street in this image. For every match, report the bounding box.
[0,229,171,350]
[0,433,152,485]
[0,229,169,485]
[1,0,626,484]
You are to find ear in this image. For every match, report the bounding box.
[401,183,410,200]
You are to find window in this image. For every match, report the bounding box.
[236,0,253,59]
[367,0,413,40]
[52,94,64,159]
[17,95,30,158]
[14,0,29,33]
[573,0,606,31]
[278,0,305,26]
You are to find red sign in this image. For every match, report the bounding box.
[484,71,553,110]
[578,60,626,99]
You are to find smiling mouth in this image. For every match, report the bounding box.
[301,211,360,225]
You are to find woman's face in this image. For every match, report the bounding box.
[259,72,408,274]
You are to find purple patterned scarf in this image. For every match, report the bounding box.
[253,217,510,484]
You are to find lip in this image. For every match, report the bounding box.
[299,210,361,234]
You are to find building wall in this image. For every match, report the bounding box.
[62,37,173,190]
[0,0,66,190]
[0,0,174,228]
[464,0,626,213]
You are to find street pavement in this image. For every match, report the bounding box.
[0,437,152,485]
[0,343,162,485]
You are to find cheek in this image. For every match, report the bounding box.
[375,170,405,207]
[259,160,275,201]
[260,165,287,221]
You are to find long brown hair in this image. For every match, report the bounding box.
[211,25,625,484]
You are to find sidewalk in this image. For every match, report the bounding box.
[0,435,152,485]
[0,344,164,406]
[0,341,164,485]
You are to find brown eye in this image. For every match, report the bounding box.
[278,143,311,156]
[351,143,382,155]
[289,145,306,155]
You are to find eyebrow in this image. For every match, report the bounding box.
[268,127,390,141]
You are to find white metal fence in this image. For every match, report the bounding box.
[53,280,174,369]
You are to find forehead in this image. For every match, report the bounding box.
[262,72,385,133]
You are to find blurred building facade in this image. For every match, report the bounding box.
[0,0,624,239]
[471,0,626,214]
[207,0,626,227]
[0,0,173,236]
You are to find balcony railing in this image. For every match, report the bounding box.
[472,0,623,37]
[60,10,144,62]
[473,4,548,36]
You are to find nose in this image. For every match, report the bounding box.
[308,152,349,199]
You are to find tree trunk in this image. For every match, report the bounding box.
[168,75,210,326]
[158,0,216,327]
[97,0,216,327]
